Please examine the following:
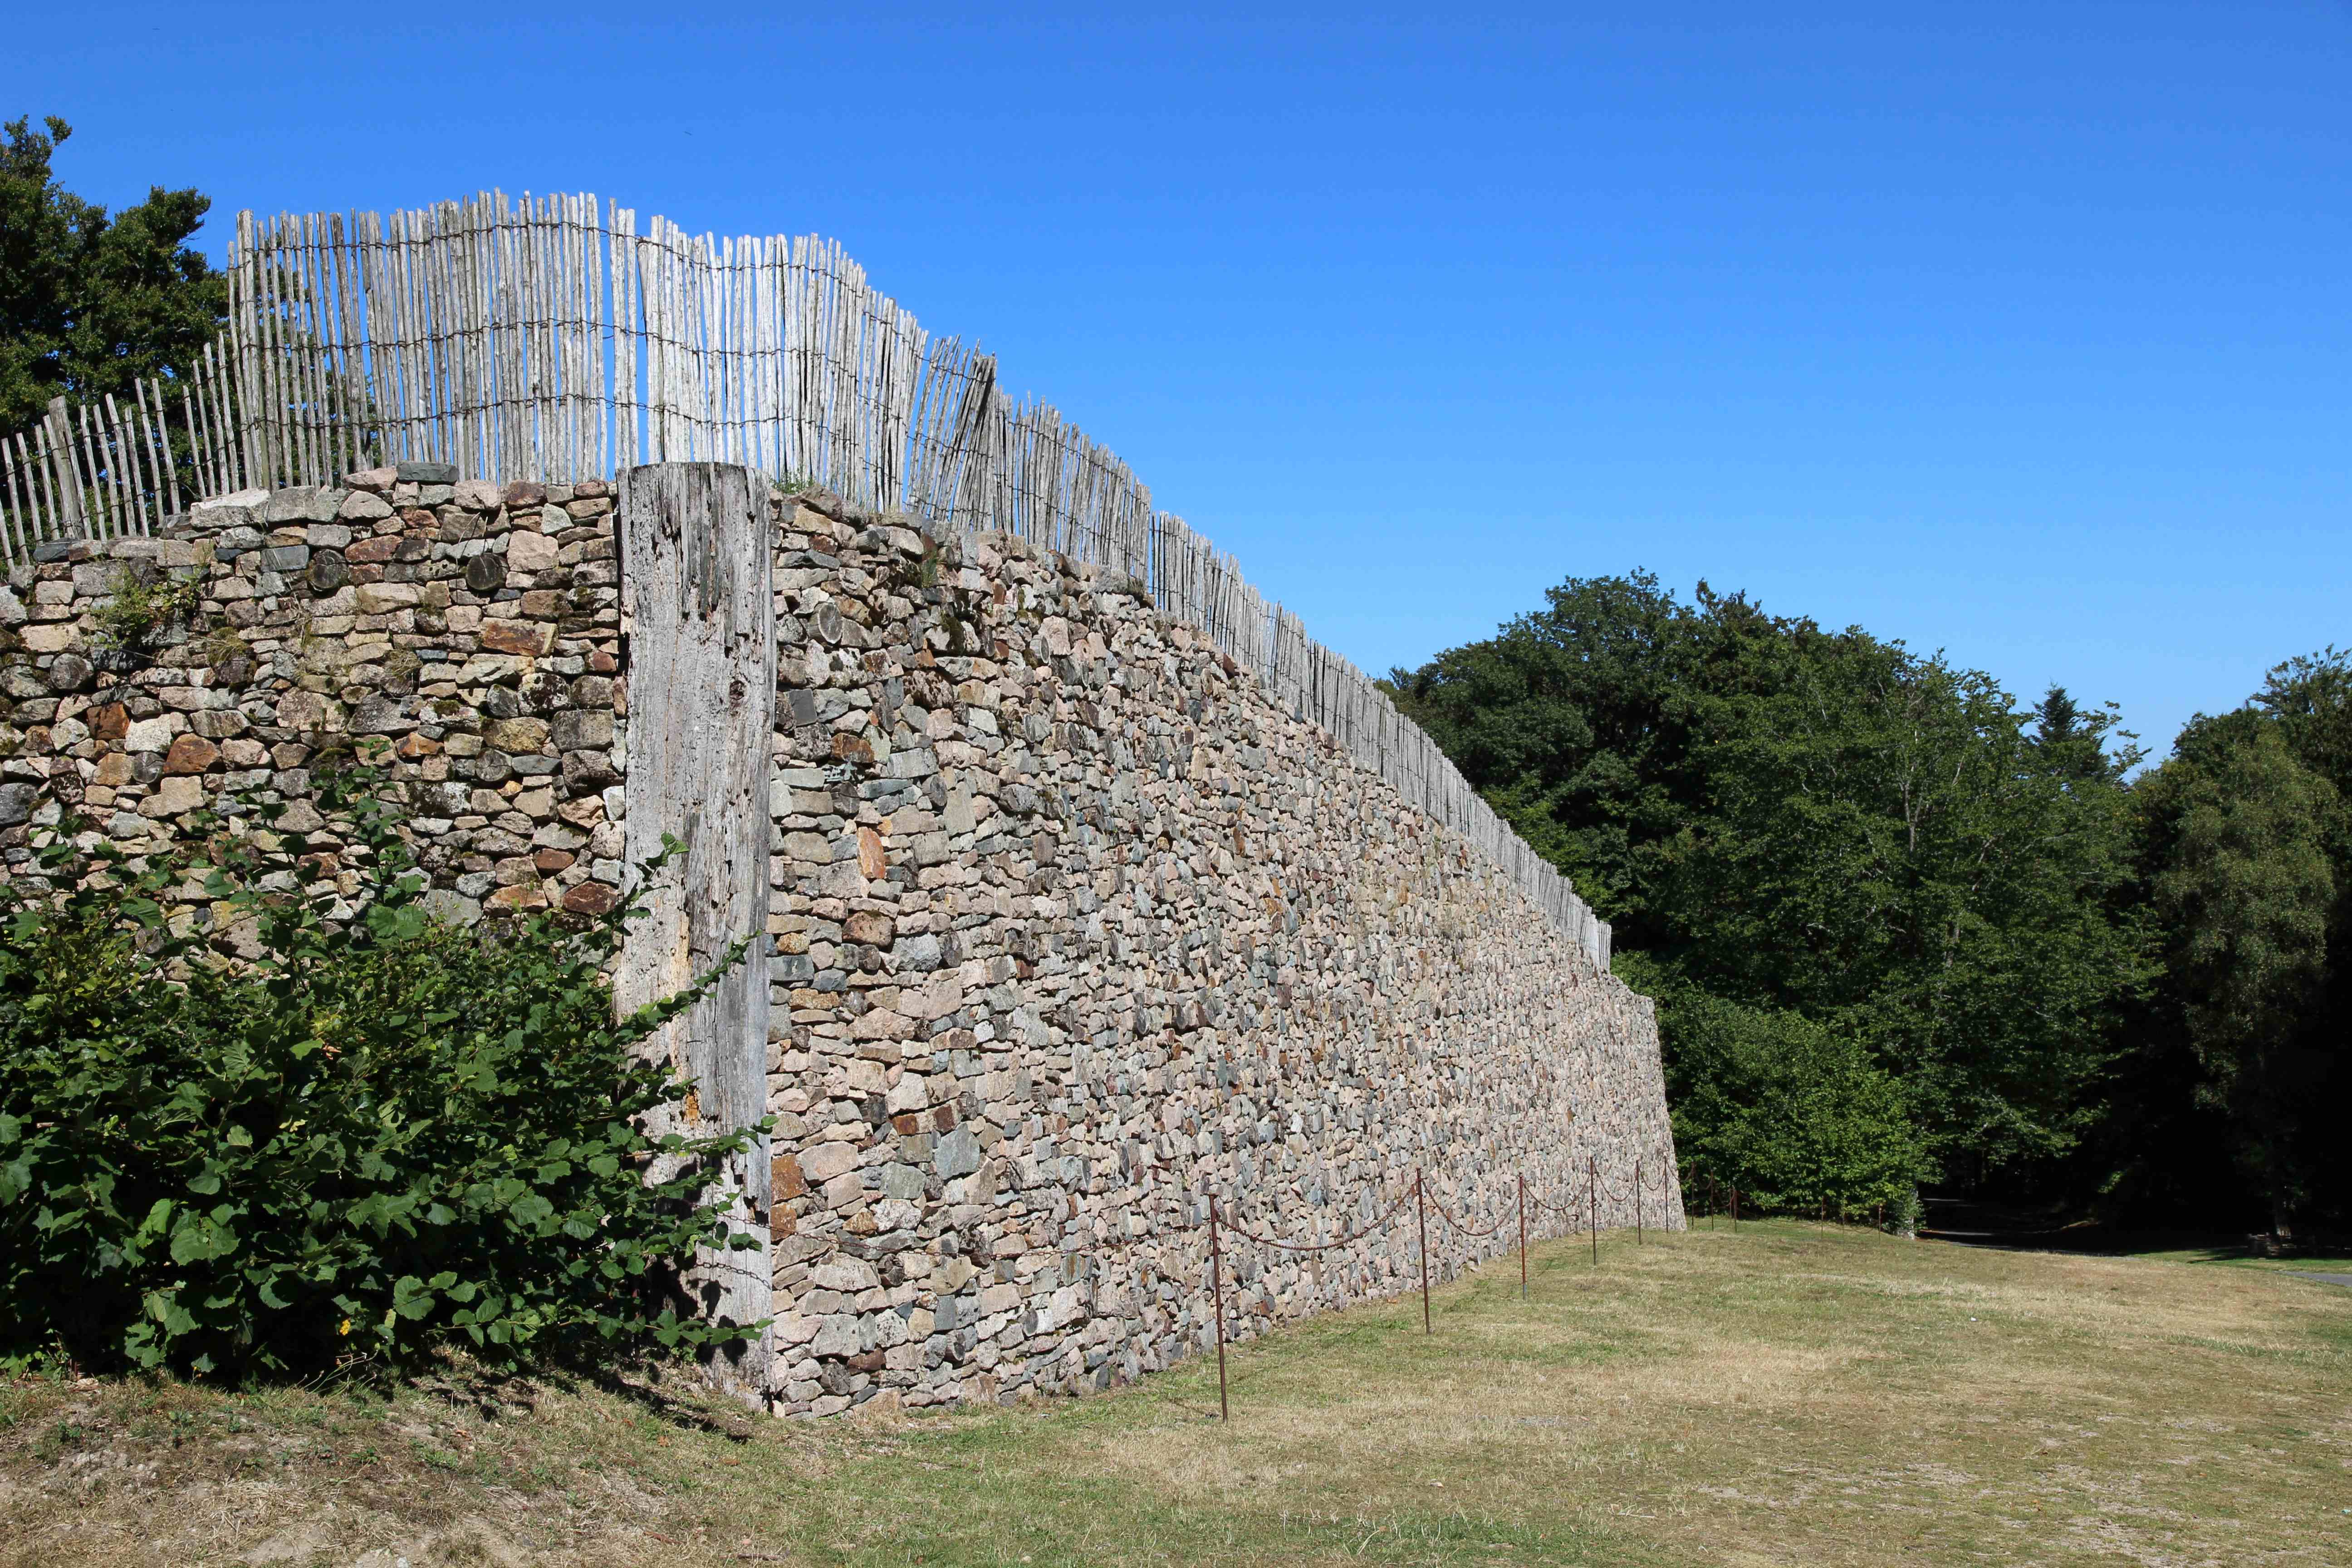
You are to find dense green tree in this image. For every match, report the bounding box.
[2248,651,2352,1222]
[2256,648,2352,784]
[0,115,225,434]
[1671,657,2146,1178]
[2138,715,2340,1237]
[1627,960,1933,1223]
[1390,574,2148,1194]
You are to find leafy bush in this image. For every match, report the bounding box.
[0,773,764,1378]
[1640,970,1933,1225]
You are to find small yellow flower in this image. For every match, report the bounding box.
[338,1318,352,1337]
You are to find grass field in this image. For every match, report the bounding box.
[4,1220,2348,1567]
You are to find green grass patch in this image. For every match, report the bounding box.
[4,1222,2347,1566]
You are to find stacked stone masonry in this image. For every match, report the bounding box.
[0,471,1682,1418]
[0,465,625,929]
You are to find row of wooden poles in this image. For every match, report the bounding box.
[0,341,268,564]
[0,191,1610,965]
[1200,1156,1678,1421]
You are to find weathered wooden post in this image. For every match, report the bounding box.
[614,462,775,1403]
[44,397,84,540]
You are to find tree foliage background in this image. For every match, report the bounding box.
[0,115,225,435]
[1392,573,2349,1234]
[2105,659,2352,1235]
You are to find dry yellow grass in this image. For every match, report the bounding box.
[4,1220,2347,1566]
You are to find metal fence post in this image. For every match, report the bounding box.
[1588,1155,1599,1265]
[1416,1169,1431,1334]
[1209,1196,1229,1421]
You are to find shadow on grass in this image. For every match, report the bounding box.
[1916,1196,2352,1277]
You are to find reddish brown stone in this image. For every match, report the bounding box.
[89,702,128,740]
[844,909,894,947]
[561,881,620,915]
[161,734,220,775]
[478,619,552,657]
[533,848,575,873]
[486,883,548,911]
[519,589,569,619]
[94,751,133,786]
[831,732,872,765]
[771,1153,808,1200]
[891,1112,922,1136]
[346,535,402,564]
[930,1104,957,1132]
[857,823,887,879]
[588,647,619,674]
[395,732,441,760]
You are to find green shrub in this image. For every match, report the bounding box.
[0,773,764,1379]
[1647,979,1934,1225]
[90,566,200,652]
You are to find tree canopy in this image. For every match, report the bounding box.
[2111,656,2352,1235]
[1389,572,2150,1197]
[0,115,225,434]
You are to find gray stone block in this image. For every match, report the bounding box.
[934,1126,983,1179]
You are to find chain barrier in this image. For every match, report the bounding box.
[1421,1182,1512,1240]
[1099,1146,1679,1419]
[1215,1188,1418,1254]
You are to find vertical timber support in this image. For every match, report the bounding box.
[44,397,84,539]
[615,461,775,1404]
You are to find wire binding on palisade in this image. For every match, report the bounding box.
[0,191,1610,969]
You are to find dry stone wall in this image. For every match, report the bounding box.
[755,489,1679,1416]
[0,470,1681,1418]
[0,465,627,927]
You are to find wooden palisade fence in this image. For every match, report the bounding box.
[0,192,1611,964]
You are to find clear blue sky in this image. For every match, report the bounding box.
[10,3,2348,758]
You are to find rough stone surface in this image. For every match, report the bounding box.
[0,489,624,927]
[0,476,1678,1422]
[746,493,1679,1416]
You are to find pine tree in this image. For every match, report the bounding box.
[0,116,226,433]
